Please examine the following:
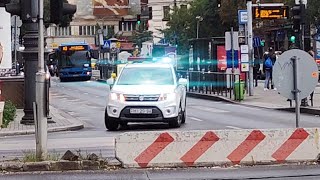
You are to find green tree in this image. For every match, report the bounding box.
[162,6,193,55]
[132,22,153,48]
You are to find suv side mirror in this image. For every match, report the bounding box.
[178,78,188,86]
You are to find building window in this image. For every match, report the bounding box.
[69,26,72,36]
[163,6,170,21]
[128,22,132,31]
[87,26,91,35]
[79,26,83,35]
[91,26,95,35]
[83,26,87,35]
[119,22,123,31]
[149,7,152,19]
[180,5,187,10]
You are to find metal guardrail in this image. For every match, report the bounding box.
[177,70,242,101]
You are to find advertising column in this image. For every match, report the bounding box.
[0,8,12,69]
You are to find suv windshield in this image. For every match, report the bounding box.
[117,67,174,85]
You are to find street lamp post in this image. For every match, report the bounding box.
[196,16,203,39]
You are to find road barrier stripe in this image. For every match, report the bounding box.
[180,131,219,166]
[227,130,266,164]
[272,128,309,163]
[134,132,174,168]
[116,128,320,168]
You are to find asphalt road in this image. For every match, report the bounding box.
[1,165,320,179]
[1,78,320,160]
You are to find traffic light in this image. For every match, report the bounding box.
[217,0,221,8]
[260,39,265,47]
[290,35,296,43]
[291,4,305,33]
[137,14,141,25]
[50,0,77,25]
[4,0,35,21]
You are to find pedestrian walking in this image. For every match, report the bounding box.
[253,55,260,87]
[263,47,276,91]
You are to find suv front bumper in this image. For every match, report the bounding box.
[106,100,179,122]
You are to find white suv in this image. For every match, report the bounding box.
[104,63,187,131]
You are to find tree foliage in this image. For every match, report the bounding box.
[132,22,153,48]
[164,0,320,54]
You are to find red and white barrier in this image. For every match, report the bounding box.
[115,128,320,168]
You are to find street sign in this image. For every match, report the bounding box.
[253,6,289,19]
[240,45,249,54]
[238,10,248,25]
[116,42,121,49]
[103,40,111,49]
[295,0,307,5]
[241,63,249,72]
[273,49,318,100]
[241,54,249,63]
[253,37,261,47]
[225,31,239,69]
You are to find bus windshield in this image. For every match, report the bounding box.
[59,50,91,68]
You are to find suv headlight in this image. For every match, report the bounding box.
[110,92,125,102]
[159,93,176,101]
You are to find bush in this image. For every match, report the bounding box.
[1,100,16,128]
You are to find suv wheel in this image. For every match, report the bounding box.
[181,99,186,124]
[105,110,120,131]
[169,105,182,128]
[181,108,186,124]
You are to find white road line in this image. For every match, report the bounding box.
[84,93,89,95]
[226,126,242,130]
[189,117,203,122]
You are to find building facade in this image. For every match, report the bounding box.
[46,0,141,49]
[147,0,191,43]
[45,0,192,48]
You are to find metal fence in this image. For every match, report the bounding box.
[177,71,242,101]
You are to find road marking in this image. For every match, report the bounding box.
[226,126,242,130]
[190,106,228,113]
[189,117,203,122]
[84,93,89,95]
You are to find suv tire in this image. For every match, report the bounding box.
[169,105,182,128]
[105,110,120,131]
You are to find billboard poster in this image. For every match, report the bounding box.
[0,8,12,69]
[92,0,129,16]
[217,45,227,71]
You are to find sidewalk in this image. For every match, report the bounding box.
[0,106,84,137]
[187,81,320,115]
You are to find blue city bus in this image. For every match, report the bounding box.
[56,42,97,81]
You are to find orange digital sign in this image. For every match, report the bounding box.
[253,6,289,20]
[61,45,87,51]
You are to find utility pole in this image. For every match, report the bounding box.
[7,0,42,124]
[247,0,254,96]
[13,15,17,70]
[35,0,47,160]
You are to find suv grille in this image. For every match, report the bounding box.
[124,94,160,102]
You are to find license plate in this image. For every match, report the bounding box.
[130,108,152,114]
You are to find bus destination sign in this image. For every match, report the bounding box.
[61,45,88,51]
[253,6,289,20]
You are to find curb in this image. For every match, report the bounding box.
[0,106,84,137]
[0,157,121,172]
[0,123,84,137]
[187,92,320,115]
